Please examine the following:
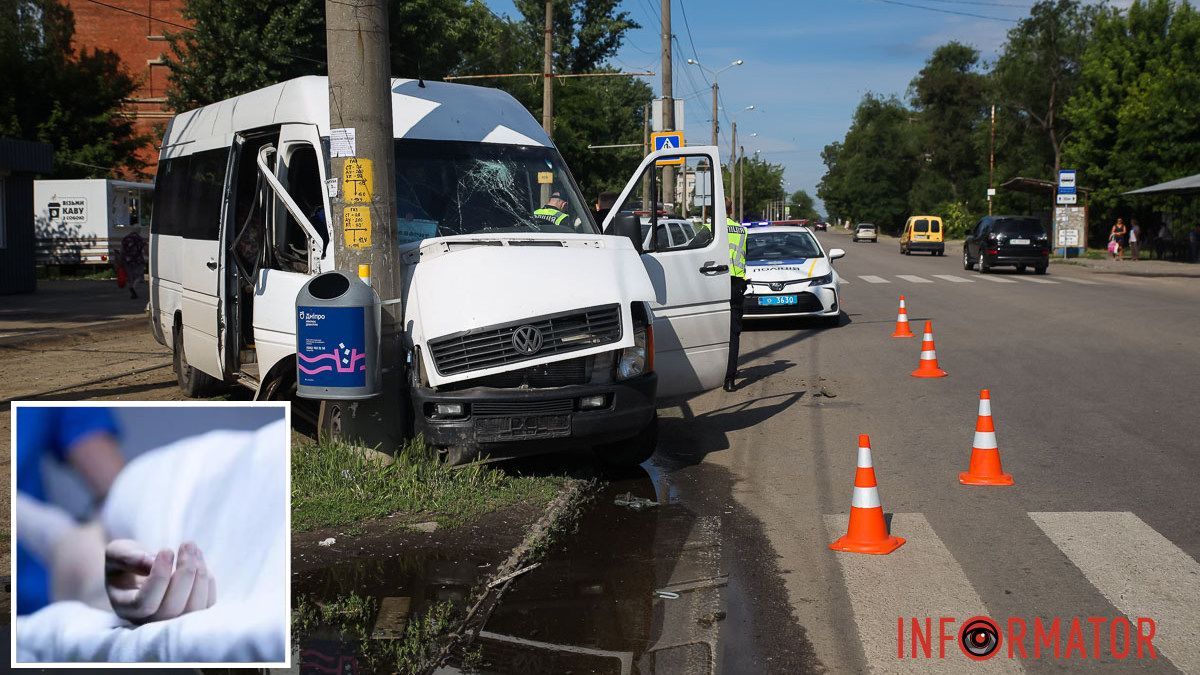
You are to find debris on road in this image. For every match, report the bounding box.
[654,590,680,599]
[614,492,660,510]
[318,537,336,547]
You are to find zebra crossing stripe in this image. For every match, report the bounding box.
[896,275,933,283]
[825,513,1023,673]
[1058,277,1102,285]
[1017,277,1058,284]
[1029,512,1200,672]
[932,275,973,283]
[859,275,891,284]
[978,276,1018,283]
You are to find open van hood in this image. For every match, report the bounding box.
[404,234,655,386]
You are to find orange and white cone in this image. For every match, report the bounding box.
[830,434,906,555]
[959,390,1014,486]
[891,295,915,338]
[910,320,947,378]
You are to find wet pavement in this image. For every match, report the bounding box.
[293,449,824,674]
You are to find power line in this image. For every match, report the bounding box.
[920,0,1032,8]
[867,0,1019,22]
[677,0,711,88]
[80,0,192,32]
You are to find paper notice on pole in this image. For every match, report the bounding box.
[330,128,356,157]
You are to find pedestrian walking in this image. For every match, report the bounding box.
[1108,219,1127,261]
[723,197,748,392]
[1155,222,1172,260]
[119,229,147,299]
[1129,220,1141,261]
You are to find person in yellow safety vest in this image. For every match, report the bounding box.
[724,197,748,392]
[533,191,570,228]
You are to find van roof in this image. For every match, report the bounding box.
[161,76,551,157]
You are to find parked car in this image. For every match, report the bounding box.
[963,215,1050,274]
[852,223,877,242]
[743,225,845,326]
[900,215,944,256]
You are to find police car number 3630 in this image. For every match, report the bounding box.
[742,225,846,326]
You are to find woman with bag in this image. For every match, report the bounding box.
[1109,219,1127,260]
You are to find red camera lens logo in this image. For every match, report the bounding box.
[959,616,1001,660]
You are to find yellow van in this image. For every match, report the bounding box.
[900,215,945,256]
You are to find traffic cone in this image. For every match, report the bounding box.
[830,434,906,555]
[959,390,1014,486]
[910,321,947,378]
[891,295,915,338]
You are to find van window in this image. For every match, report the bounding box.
[275,144,323,270]
[183,149,229,240]
[393,138,595,244]
[151,155,190,237]
[914,219,929,233]
[930,219,941,233]
[229,133,278,279]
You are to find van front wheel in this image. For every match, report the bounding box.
[172,324,219,397]
[595,415,658,468]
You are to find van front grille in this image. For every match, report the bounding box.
[429,304,621,376]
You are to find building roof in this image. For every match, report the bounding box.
[1124,173,1200,196]
[162,76,551,156]
[0,138,53,174]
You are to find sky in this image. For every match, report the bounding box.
[484,0,1130,214]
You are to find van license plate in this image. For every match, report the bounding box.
[1010,238,1030,245]
[759,295,798,306]
[476,414,570,441]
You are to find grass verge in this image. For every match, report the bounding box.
[291,435,566,532]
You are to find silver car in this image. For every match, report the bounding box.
[852,223,878,242]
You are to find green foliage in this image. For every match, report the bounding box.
[909,42,987,205]
[732,154,786,219]
[935,201,978,239]
[817,95,920,232]
[0,0,147,177]
[789,189,819,221]
[164,0,325,110]
[290,435,564,531]
[1063,0,1200,216]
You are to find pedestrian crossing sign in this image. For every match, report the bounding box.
[651,131,685,166]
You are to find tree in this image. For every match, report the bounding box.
[735,155,785,219]
[0,0,146,177]
[992,0,1095,182]
[164,0,325,110]
[1064,0,1200,214]
[909,42,987,206]
[789,189,819,221]
[817,95,920,232]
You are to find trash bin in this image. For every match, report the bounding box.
[295,271,381,400]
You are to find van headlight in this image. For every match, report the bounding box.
[808,272,833,286]
[617,325,654,380]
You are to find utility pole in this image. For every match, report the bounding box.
[738,144,745,222]
[660,0,674,213]
[324,0,403,450]
[730,120,738,220]
[541,0,554,205]
[642,101,651,213]
[988,103,996,216]
[711,82,719,146]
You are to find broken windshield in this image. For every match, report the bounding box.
[392,138,597,244]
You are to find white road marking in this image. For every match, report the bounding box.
[977,276,1018,283]
[1016,276,1058,284]
[896,275,933,284]
[932,275,974,283]
[859,275,891,284]
[825,513,1023,673]
[1030,512,1200,672]
[1057,277,1102,285]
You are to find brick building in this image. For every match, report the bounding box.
[63,0,190,175]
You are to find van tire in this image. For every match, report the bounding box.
[172,323,219,397]
[596,415,658,468]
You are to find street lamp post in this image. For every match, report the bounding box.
[686,58,744,147]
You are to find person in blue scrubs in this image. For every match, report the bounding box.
[16,407,125,615]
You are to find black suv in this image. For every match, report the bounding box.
[963,215,1050,274]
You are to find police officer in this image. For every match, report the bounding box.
[534,191,570,228]
[724,197,748,392]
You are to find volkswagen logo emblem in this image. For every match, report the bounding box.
[769,282,785,292]
[512,325,544,355]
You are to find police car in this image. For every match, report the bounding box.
[743,224,846,324]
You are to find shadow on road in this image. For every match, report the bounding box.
[656,391,807,471]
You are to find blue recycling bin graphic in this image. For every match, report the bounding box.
[297,306,367,388]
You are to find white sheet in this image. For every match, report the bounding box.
[16,420,289,664]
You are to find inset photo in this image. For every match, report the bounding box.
[11,402,290,667]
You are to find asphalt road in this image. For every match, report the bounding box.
[641,230,1200,673]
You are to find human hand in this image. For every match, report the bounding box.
[104,539,216,624]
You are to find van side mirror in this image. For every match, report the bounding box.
[829,248,846,260]
[607,211,644,254]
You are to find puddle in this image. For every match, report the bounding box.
[292,454,822,674]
